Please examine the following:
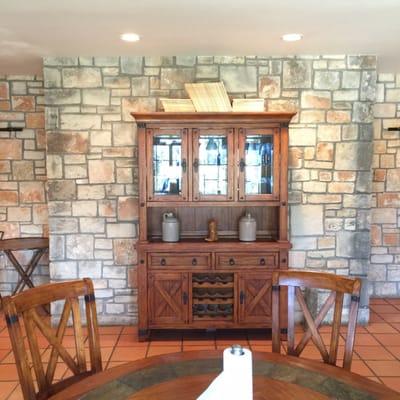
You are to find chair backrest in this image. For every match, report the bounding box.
[2,278,102,400]
[272,270,361,370]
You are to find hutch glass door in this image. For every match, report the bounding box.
[192,129,234,201]
[147,128,188,201]
[238,128,279,201]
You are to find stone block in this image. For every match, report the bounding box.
[342,71,360,88]
[300,110,325,123]
[353,102,373,123]
[121,57,143,74]
[11,95,35,111]
[32,204,48,224]
[113,123,136,146]
[60,114,101,130]
[282,60,312,89]
[45,89,81,104]
[50,262,77,280]
[106,223,136,238]
[377,193,400,207]
[337,231,370,258]
[259,76,281,98]
[335,142,372,170]
[122,97,156,121]
[0,81,10,99]
[47,132,89,154]
[317,125,341,142]
[82,89,110,106]
[343,194,371,209]
[7,207,31,222]
[386,89,400,102]
[360,71,377,102]
[266,99,298,112]
[288,251,306,268]
[314,71,340,90]
[78,261,102,278]
[88,160,115,184]
[80,217,105,233]
[303,181,326,193]
[288,127,316,146]
[328,182,354,193]
[291,205,323,236]
[347,55,377,69]
[117,197,138,220]
[387,169,400,191]
[316,142,333,161]
[371,208,397,224]
[48,180,76,201]
[104,76,130,88]
[48,201,72,216]
[301,90,331,109]
[131,77,149,96]
[220,66,257,92]
[66,234,94,259]
[49,217,78,234]
[62,68,102,88]
[0,139,22,160]
[327,110,351,123]
[196,65,218,79]
[90,130,111,146]
[160,68,195,90]
[12,160,34,180]
[78,185,105,200]
[49,235,65,260]
[20,181,45,203]
[373,103,396,118]
[98,200,116,216]
[46,155,63,179]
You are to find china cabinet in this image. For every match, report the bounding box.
[131,112,295,340]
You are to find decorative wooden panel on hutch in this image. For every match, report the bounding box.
[132,112,295,340]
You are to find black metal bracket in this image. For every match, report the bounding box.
[272,285,280,292]
[84,293,96,303]
[351,295,360,303]
[6,314,19,326]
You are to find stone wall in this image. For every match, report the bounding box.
[370,73,400,296]
[0,75,48,294]
[43,55,376,324]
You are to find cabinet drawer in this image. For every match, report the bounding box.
[148,253,211,269]
[216,252,278,269]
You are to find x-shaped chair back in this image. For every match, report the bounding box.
[2,278,102,400]
[272,270,361,370]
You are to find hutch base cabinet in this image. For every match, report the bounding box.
[131,112,294,341]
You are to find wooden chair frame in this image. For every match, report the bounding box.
[272,270,361,370]
[2,278,102,400]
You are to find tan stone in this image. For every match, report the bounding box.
[383,233,399,246]
[0,82,9,99]
[327,110,351,123]
[301,90,331,109]
[288,148,302,168]
[20,182,45,203]
[377,193,400,207]
[319,171,332,181]
[11,96,35,111]
[114,239,137,265]
[370,225,381,246]
[381,154,395,168]
[300,110,325,123]
[0,139,22,160]
[0,222,19,237]
[259,76,281,98]
[26,112,45,128]
[387,169,400,191]
[0,100,10,110]
[122,97,156,121]
[0,191,18,205]
[334,171,356,181]
[33,204,48,224]
[88,160,115,183]
[99,200,116,217]
[316,143,333,161]
[328,182,354,193]
[303,147,315,160]
[374,140,387,154]
[8,207,31,222]
[118,197,139,220]
[317,125,341,141]
[303,181,326,193]
[371,208,397,224]
[374,169,386,182]
[374,103,396,118]
[47,132,89,154]
[0,161,10,173]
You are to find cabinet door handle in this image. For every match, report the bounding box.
[193,158,199,172]
[183,292,188,305]
[229,258,235,266]
[192,258,197,266]
[240,291,245,304]
[239,158,246,172]
[260,258,266,266]
[160,258,166,266]
[182,159,187,173]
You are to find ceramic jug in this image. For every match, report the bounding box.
[239,213,256,241]
[162,212,180,242]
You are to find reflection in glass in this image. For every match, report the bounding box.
[198,135,228,196]
[153,135,182,195]
[245,135,273,195]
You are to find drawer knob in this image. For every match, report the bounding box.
[192,258,197,266]
[260,258,266,266]
[229,258,235,266]
[160,258,166,266]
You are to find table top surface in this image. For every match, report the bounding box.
[49,350,400,400]
[0,237,49,251]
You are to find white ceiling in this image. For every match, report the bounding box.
[1,0,400,74]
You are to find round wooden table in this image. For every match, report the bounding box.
[49,350,399,400]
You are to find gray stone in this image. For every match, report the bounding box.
[62,68,102,88]
[214,56,245,64]
[291,205,323,236]
[131,77,149,96]
[337,231,370,258]
[387,169,400,191]
[94,57,119,66]
[104,76,130,88]
[335,142,372,170]
[122,97,156,121]
[359,124,373,140]
[353,102,373,123]
[82,89,110,106]
[45,89,81,105]
[197,56,214,64]
[44,57,78,66]
[113,122,136,146]
[49,235,65,260]
[120,56,143,75]
[50,262,77,279]
[48,180,77,200]
[220,66,257,92]
[342,71,361,89]
[282,60,312,89]
[78,261,102,278]
[60,114,101,130]
[176,56,196,66]
[43,68,61,88]
[347,55,377,69]
[80,217,105,233]
[160,68,195,90]
[72,200,97,216]
[13,161,34,180]
[66,235,94,259]
[49,217,78,234]
[343,194,371,209]
[356,171,372,193]
[360,71,377,101]
[314,71,340,90]
[196,65,219,79]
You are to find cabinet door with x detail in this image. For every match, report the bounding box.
[148,272,189,326]
[238,273,273,325]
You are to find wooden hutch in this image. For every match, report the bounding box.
[132,112,294,340]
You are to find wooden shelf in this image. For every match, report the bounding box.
[192,282,234,289]
[192,299,233,305]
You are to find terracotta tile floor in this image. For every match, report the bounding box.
[1,297,400,399]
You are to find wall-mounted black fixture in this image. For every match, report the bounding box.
[387,127,400,131]
[0,127,23,132]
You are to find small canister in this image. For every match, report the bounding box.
[239,213,256,242]
[162,212,180,242]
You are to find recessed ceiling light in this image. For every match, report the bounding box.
[121,33,140,42]
[282,33,303,42]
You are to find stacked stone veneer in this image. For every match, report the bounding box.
[0,75,49,294]
[370,73,400,296]
[42,55,378,324]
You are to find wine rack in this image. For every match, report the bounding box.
[192,273,234,320]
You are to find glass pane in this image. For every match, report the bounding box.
[153,135,182,196]
[198,135,228,196]
[244,135,273,195]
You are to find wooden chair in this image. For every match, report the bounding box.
[272,270,361,370]
[2,278,102,400]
